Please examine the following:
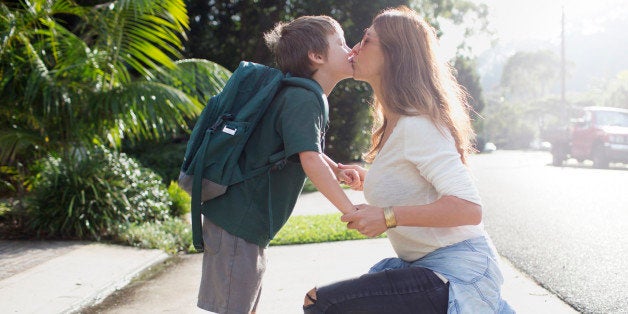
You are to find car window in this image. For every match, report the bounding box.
[595,111,628,127]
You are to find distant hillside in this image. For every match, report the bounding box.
[477,17,628,94]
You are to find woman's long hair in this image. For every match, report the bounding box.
[364,6,475,164]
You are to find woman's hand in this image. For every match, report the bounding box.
[338,163,367,191]
[341,204,387,237]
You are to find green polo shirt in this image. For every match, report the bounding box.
[201,82,326,247]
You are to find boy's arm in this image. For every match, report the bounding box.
[321,154,339,171]
[299,151,355,214]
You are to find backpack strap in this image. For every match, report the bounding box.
[238,76,329,183]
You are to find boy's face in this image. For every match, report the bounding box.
[318,30,353,82]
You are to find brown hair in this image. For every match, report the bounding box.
[264,16,342,78]
[364,6,475,164]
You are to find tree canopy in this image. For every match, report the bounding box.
[500,50,561,101]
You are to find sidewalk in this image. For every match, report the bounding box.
[0,191,578,313]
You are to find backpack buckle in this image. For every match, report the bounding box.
[271,159,286,171]
[210,113,235,131]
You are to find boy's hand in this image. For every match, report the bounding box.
[337,169,361,189]
[338,163,367,191]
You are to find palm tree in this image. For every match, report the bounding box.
[0,0,229,168]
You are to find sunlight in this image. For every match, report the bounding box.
[440,0,628,57]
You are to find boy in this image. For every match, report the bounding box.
[197,16,357,313]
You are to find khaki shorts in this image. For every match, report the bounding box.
[197,217,266,314]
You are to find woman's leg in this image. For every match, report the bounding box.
[303,266,448,314]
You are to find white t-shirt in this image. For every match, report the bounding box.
[363,115,486,261]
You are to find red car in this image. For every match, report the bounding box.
[550,106,628,168]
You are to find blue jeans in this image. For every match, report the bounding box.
[303,266,449,314]
[304,237,514,314]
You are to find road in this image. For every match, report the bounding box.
[470,150,628,314]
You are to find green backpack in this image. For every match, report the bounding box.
[179,61,328,251]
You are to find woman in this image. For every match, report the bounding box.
[303,6,514,314]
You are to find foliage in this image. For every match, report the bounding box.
[156,59,232,113]
[600,71,628,109]
[0,0,230,179]
[0,200,9,217]
[123,141,189,184]
[500,50,560,101]
[413,0,490,51]
[479,49,565,147]
[167,180,191,217]
[481,99,537,149]
[326,81,374,161]
[26,147,171,240]
[0,198,28,239]
[269,213,385,246]
[454,55,486,115]
[0,164,32,199]
[116,218,193,254]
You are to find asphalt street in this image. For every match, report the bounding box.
[469,150,628,313]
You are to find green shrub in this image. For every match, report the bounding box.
[270,213,385,246]
[123,141,188,184]
[0,199,28,238]
[0,200,10,217]
[168,181,190,217]
[116,218,193,254]
[27,147,171,240]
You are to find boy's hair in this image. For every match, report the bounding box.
[264,16,342,78]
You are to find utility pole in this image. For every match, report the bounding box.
[561,6,566,106]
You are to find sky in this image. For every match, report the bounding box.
[439,0,628,59]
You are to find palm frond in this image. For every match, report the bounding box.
[1,0,228,163]
[93,0,188,81]
[159,59,231,106]
[0,128,46,164]
[93,80,200,146]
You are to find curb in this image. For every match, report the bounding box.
[0,243,169,314]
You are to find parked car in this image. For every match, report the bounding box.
[544,106,628,168]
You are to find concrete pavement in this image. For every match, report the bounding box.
[0,191,578,313]
[0,241,168,313]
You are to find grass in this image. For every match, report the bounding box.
[270,213,385,246]
[302,178,351,193]
[114,213,384,253]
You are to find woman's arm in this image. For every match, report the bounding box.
[341,196,482,237]
[394,195,482,227]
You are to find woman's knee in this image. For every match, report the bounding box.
[303,287,317,307]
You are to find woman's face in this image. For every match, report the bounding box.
[350,26,385,85]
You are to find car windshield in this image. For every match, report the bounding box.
[595,111,628,127]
